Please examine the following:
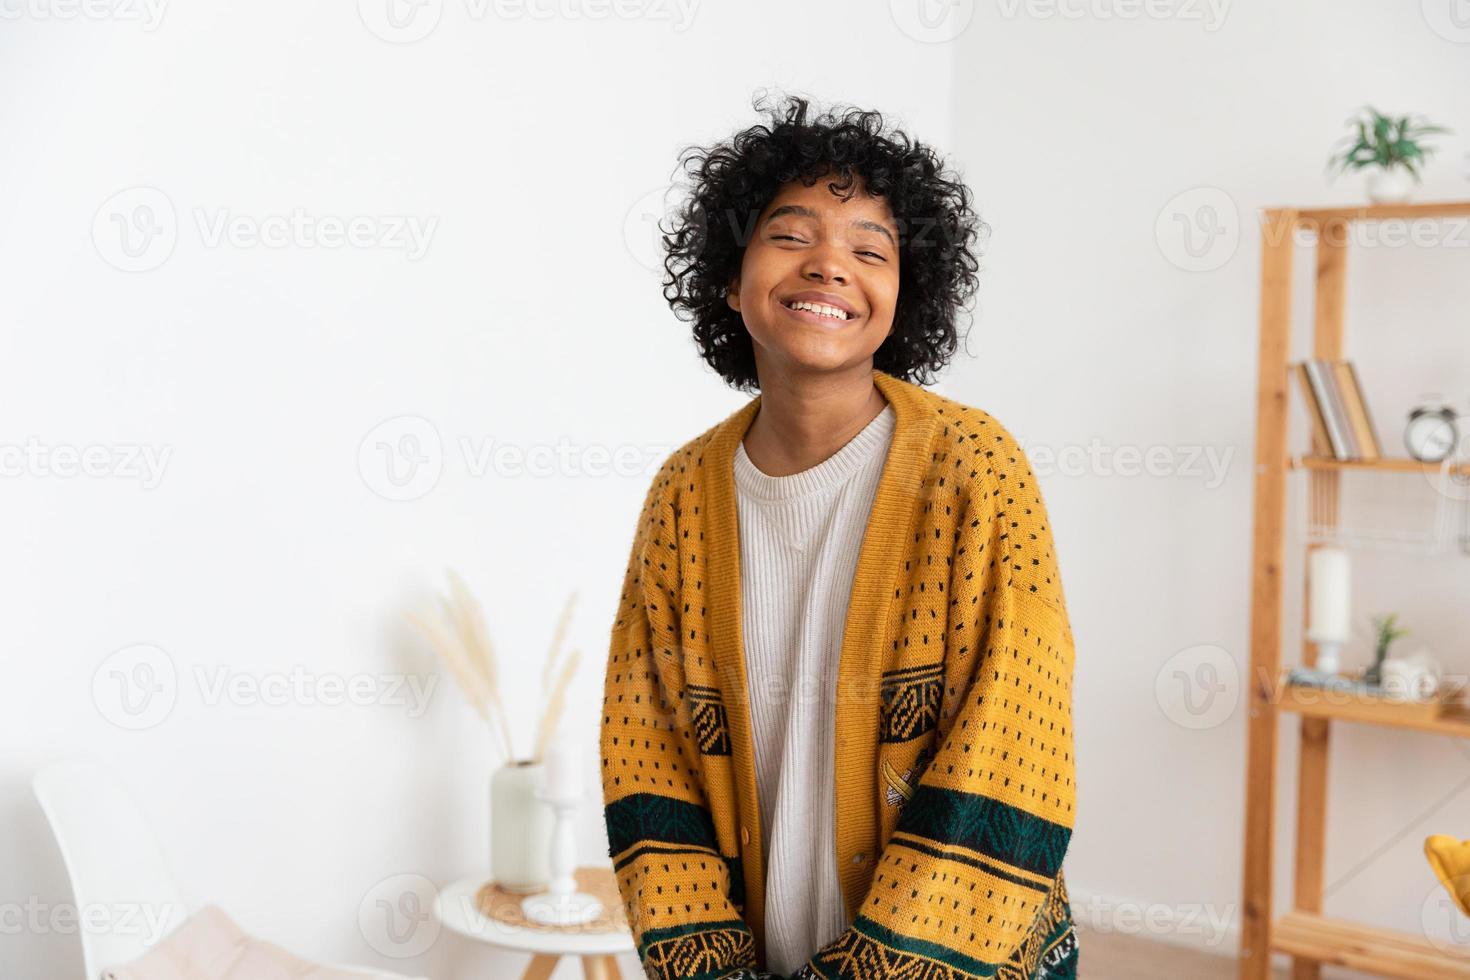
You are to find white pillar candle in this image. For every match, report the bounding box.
[1306,547,1351,644]
[542,738,583,800]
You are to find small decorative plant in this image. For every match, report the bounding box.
[1326,105,1450,203]
[1363,612,1411,687]
[405,569,581,765]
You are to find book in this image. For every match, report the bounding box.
[1300,359,1352,459]
[1293,363,1334,457]
[1318,359,1360,458]
[1334,360,1381,459]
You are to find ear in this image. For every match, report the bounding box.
[725,277,741,313]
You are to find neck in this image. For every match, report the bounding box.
[742,363,889,477]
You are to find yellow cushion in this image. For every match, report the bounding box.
[1424,835,1470,918]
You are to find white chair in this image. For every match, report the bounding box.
[33,757,422,980]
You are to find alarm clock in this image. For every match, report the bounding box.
[1404,403,1459,463]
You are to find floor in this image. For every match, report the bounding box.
[1076,926,1377,979]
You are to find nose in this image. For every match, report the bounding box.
[801,241,851,286]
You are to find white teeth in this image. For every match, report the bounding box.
[787,300,850,320]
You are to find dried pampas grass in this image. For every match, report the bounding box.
[405,570,582,766]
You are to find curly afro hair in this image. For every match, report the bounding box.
[659,91,986,393]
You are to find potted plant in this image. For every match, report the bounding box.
[1363,612,1411,687]
[1326,105,1450,204]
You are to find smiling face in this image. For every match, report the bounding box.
[725,172,900,381]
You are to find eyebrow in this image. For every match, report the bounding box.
[763,204,897,247]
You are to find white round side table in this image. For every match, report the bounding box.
[433,869,634,980]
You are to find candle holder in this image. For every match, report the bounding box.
[1310,639,1343,675]
[520,786,603,926]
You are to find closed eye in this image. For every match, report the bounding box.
[773,234,884,260]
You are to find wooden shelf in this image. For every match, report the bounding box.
[1290,455,1470,477]
[1277,683,1470,739]
[1273,912,1470,979]
[1239,202,1470,980]
[1288,201,1470,224]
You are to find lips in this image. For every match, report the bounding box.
[781,302,852,328]
[781,290,859,320]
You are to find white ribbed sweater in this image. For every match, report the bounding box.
[731,401,897,977]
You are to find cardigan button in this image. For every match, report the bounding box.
[741,826,751,847]
[852,852,866,865]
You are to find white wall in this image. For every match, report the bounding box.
[4,1,1469,978]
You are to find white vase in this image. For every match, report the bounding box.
[490,759,555,893]
[1366,167,1413,204]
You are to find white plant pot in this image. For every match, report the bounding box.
[1366,167,1413,204]
[490,759,555,893]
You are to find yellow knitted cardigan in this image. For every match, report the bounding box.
[600,368,1078,980]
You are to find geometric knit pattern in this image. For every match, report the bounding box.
[686,684,734,756]
[879,661,945,743]
[601,368,1079,980]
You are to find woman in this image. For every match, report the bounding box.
[600,93,1078,980]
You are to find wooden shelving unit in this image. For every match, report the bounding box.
[1290,455,1470,478]
[1239,201,1470,980]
